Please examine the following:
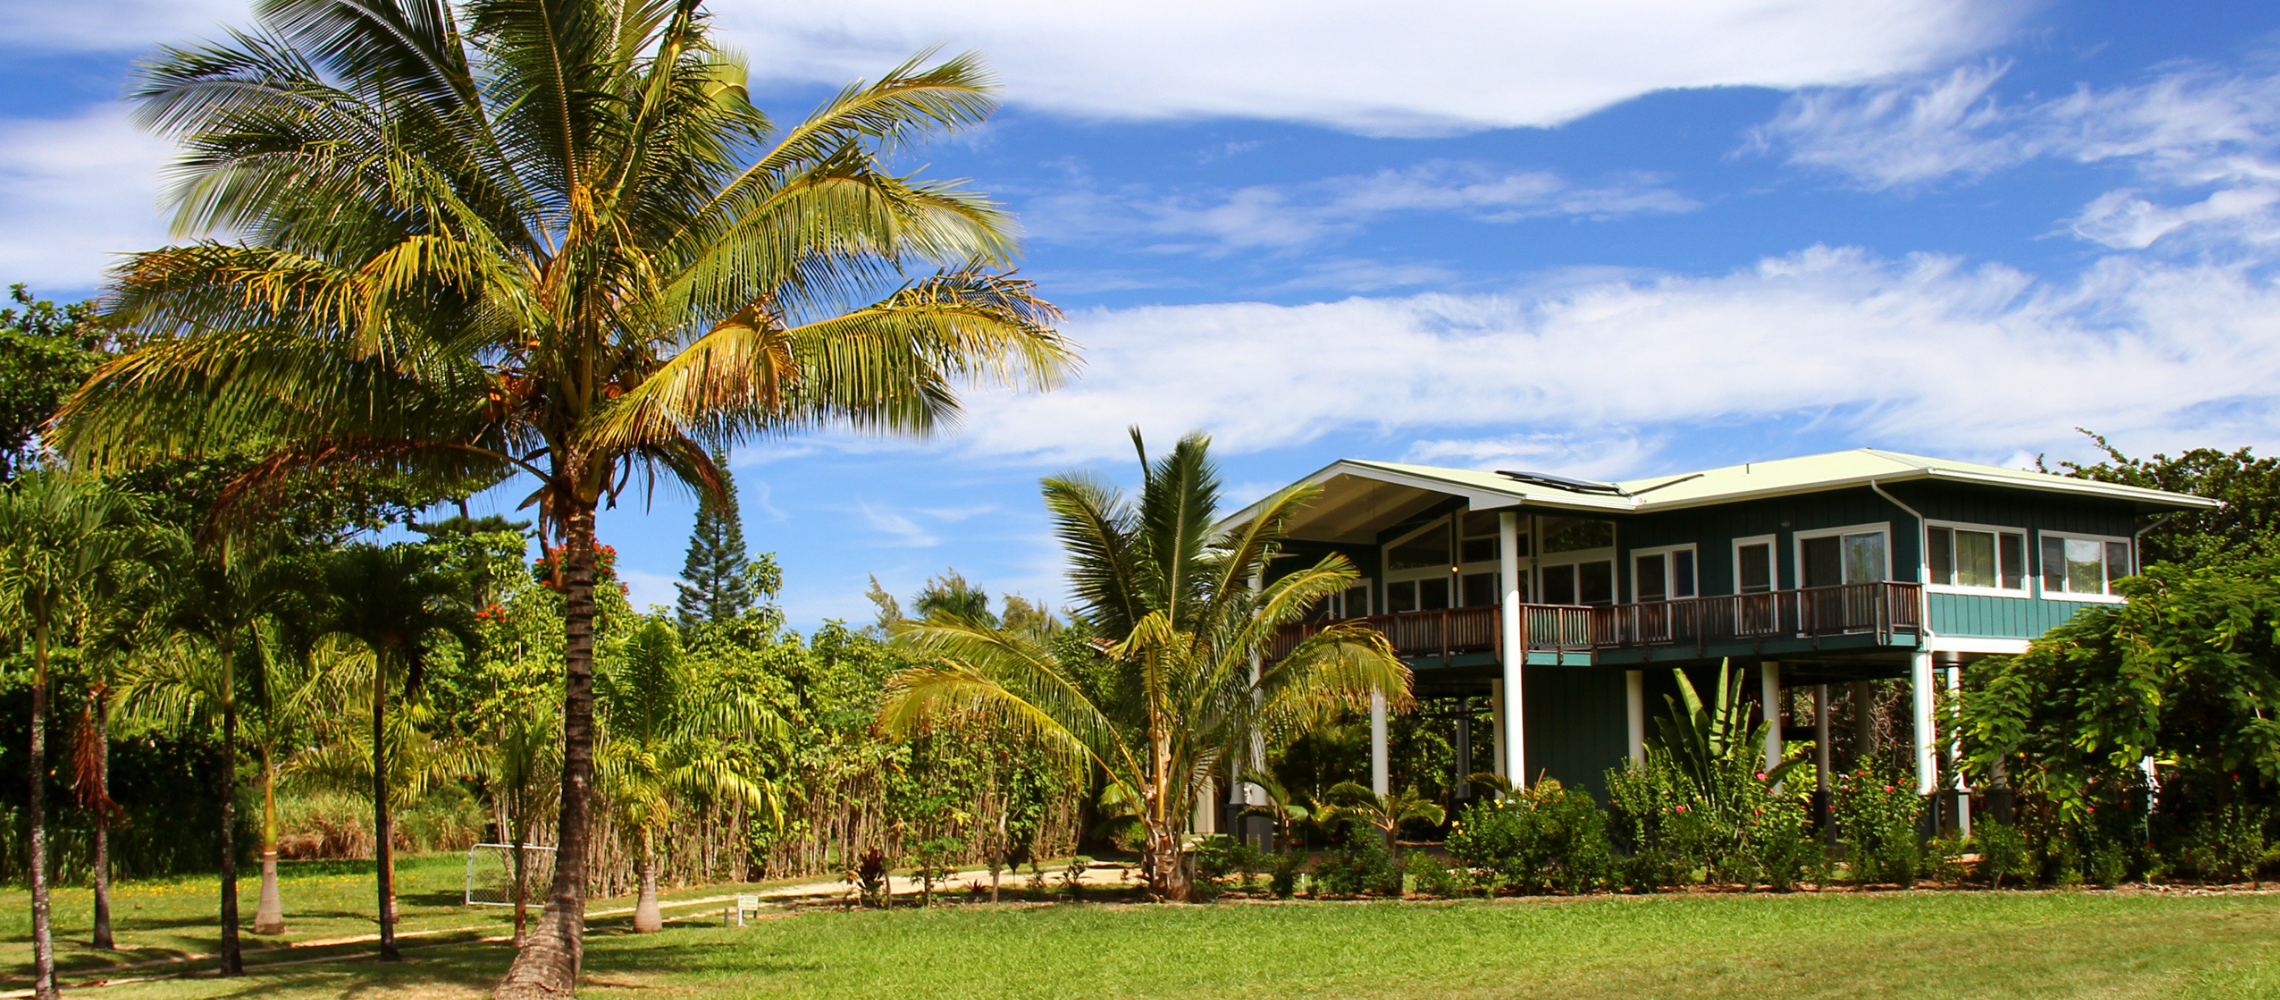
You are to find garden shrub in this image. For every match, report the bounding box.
[1268,847,1305,898]
[1972,820,2032,888]
[1401,849,1462,897]
[1746,799,1818,891]
[1922,834,1968,886]
[1313,826,1398,897]
[1832,761,1924,887]
[1448,779,1616,895]
[2180,804,2269,883]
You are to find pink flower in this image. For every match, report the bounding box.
[1675,805,1687,813]
[1884,785,1894,793]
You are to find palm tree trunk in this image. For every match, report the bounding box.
[29,620,57,1000]
[497,499,599,998]
[92,685,115,951]
[254,744,285,935]
[219,640,243,976]
[374,660,400,962]
[633,826,662,933]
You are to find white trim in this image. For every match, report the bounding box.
[1926,636,2032,655]
[1791,521,1894,587]
[1731,534,1777,594]
[2035,529,2135,600]
[1923,518,2031,595]
[1627,543,1700,602]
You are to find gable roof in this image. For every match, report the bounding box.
[1230,447,2218,545]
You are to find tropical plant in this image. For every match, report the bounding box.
[1654,661,1800,809]
[1324,782,1446,846]
[0,471,149,998]
[1447,778,1615,895]
[882,433,1408,900]
[61,1,1071,988]
[66,542,170,948]
[322,542,476,960]
[596,618,779,932]
[1831,758,1926,886]
[1237,767,1316,848]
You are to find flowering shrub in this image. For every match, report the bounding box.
[1445,778,1615,895]
[1832,759,1925,886]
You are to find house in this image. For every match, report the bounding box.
[1218,447,2215,834]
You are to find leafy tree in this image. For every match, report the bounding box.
[0,286,104,482]
[2050,431,2280,568]
[1957,556,2280,831]
[0,472,149,999]
[596,618,778,932]
[60,4,1070,987]
[675,450,778,631]
[912,569,995,626]
[882,432,1409,900]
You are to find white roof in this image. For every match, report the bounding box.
[1230,447,2216,544]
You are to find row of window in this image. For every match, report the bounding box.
[1342,514,2135,617]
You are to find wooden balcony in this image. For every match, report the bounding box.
[1267,581,1923,662]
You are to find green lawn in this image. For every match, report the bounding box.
[8,871,2280,999]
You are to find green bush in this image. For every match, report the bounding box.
[1447,779,1614,895]
[1747,799,1819,891]
[1402,849,1467,898]
[1268,847,1304,898]
[1832,761,1924,887]
[1973,820,2033,888]
[2180,804,2268,883]
[1313,826,1398,897]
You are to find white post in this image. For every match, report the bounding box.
[1488,679,1507,781]
[1761,662,1784,790]
[1947,666,1970,838]
[1193,779,1216,835]
[1625,670,1646,764]
[1911,650,1936,795]
[1498,511,1526,789]
[1369,691,1389,797]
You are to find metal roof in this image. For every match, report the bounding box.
[1228,447,2218,544]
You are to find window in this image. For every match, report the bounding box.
[1460,511,1506,563]
[1460,572,1498,607]
[1540,561,1614,606]
[1795,524,1889,588]
[1632,545,1698,602]
[1927,522,2026,592]
[1309,581,1375,621]
[1386,526,1451,571]
[1541,517,1614,554]
[1733,536,1775,594]
[2040,533,2132,598]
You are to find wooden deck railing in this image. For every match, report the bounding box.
[1267,581,1922,661]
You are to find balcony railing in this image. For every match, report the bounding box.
[1266,581,1922,661]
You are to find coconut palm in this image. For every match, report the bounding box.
[883,432,1412,901]
[321,542,475,961]
[55,2,1069,989]
[596,618,778,932]
[0,471,148,999]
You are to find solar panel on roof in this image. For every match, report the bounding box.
[1494,470,1626,495]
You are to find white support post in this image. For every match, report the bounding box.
[1947,666,1970,838]
[1369,690,1389,797]
[1813,684,1832,797]
[1761,662,1784,790]
[1193,779,1216,835]
[1625,670,1646,764]
[1498,511,1526,789]
[1488,679,1507,781]
[1911,650,1937,795]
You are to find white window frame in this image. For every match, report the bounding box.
[1791,521,1893,588]
[1629,543,1699,603]
[2035,529,2133,604]
[1731,534,1778,594]
[1923,518,2030,598]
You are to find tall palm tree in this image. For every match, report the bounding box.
[596,618,777,932]
[53,3,1069,991]
[0,471,148,1000]
[882,433,1411,901]
[70,552,168,950]
[322,542,474,961]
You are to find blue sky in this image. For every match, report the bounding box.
[4,0,2278,626]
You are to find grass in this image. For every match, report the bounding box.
[7,870,2280,999]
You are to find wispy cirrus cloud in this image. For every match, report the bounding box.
[1753,61,2280,251]
[1027,161,1698,257]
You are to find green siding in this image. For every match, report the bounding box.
[1521,666,1628,799]
[1927,592,2112,639]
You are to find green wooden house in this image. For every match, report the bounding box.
[1218,447,2214,835]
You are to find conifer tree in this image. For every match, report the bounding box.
[677,454,757,630]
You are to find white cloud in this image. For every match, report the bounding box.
[858,502,941,548]
[0,105,173,291]
[1029,161,1697,256]
[1755,61,2280,251]
[617,568,681,613]
[712,0,2024,136]
[946,245,2280,473]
